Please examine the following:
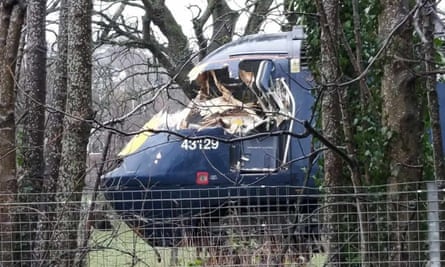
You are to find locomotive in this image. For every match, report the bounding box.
[101,26,320,247]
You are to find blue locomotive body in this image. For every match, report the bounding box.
[101,27,320,246]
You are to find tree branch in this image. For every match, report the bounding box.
[244,0,273,35]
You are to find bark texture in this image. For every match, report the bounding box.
[53,0,93,265]
[0,1,25,265]
[17,0,47,263]
[379,1,423,265]
[316,0,345,265]
[37,0,68,263]
[205,0,239,52]
[244,0,274,35]
[44,0,68,203]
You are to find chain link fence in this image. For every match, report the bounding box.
[1,181,444,266]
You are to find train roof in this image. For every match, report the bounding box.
[188,26,306,81]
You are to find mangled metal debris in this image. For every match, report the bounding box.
[149,61,294,137]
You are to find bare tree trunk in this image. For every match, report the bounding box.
[44,0,68,206]
[141,0,194,97]
[206,0,239,52]
[243,0,273,35]
[53,0,92,265]
[0,2,25,265]
[16,0,47,264]
[379,1,423,265]
[36,0,69,264]
[420,1,445,263]
[283,0,298,31]
[316,0,345,265]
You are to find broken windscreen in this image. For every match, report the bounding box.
[179,59,294,136]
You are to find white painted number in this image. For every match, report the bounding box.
[181,139,219,150]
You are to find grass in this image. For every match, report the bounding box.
[86,221,326,267]
[87,222,199,267]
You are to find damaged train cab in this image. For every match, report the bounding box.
[101,26,319,247]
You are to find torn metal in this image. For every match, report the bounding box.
[157,60,294,137]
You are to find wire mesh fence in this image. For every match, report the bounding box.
[1,180,444,266]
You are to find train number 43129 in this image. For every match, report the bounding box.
[180,138,219,150]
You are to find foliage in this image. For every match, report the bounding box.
[293,0,443,264]
[292,0,417,185]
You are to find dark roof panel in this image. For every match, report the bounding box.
[188,26,305,81]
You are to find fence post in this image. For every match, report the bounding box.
[427,181,440,267]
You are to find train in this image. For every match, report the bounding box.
[101,26,324,247]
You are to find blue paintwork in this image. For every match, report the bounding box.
[101,27,319,247]
[437,83,445,154]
